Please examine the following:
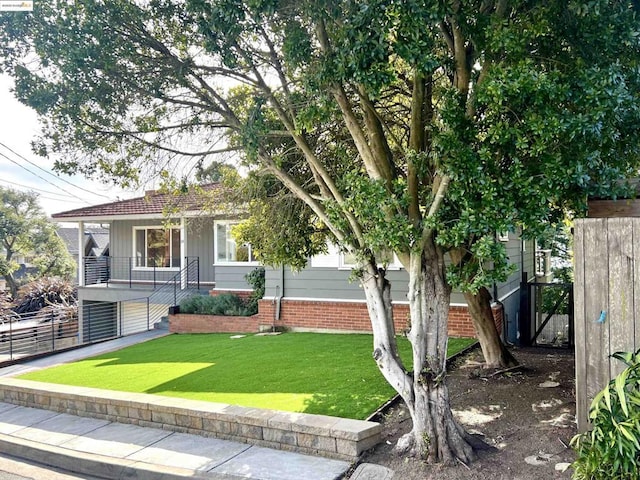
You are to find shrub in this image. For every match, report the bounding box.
[571,348,640,479]
[180,293,256,316]
[13,278,77,314]
[244,267,265,313]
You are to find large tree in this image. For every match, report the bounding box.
[0,187,75,296]
[2,1,640,463]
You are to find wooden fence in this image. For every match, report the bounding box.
[574,217,640,430]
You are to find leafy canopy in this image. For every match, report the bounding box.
[1,1,640,290]
[0,187,75,295]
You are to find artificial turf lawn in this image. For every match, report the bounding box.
[19,333,475,420]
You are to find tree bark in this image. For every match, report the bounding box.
[449,248,518,369]
[464,287,518,368]
[4,273,17,298]
[360,239,477,465]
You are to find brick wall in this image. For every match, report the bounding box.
[171,298,505,338]
[257,299,503,338]
[170,313,261,333]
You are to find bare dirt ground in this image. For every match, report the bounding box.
[354,346,576,480]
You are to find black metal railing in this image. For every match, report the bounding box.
[84,256,200,289]
[0,308,79,364]
[0,259,202,366]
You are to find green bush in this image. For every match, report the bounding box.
[571,348,640,479]
[244,267,265,313]
[179,293,256,316]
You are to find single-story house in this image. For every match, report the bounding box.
[52,185,536,342]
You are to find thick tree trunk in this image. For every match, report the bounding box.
[361,240,477,465]
[4,273,17,298]
[464,287,518,368]
[449,248,517,369]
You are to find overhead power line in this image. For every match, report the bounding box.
[0,150,91,204]
[0,178,77,198]
[0,142,111,199]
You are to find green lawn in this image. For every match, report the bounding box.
[19,333,475,420]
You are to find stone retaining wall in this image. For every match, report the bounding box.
[0,378,381,461]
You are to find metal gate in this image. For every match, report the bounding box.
[520,282,574,348]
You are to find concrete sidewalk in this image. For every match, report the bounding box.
[0,332,352,479]
[0,401,350,479]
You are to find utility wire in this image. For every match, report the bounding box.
[0,142,111,199]
[0,150,91,204]
[0,178,78,198]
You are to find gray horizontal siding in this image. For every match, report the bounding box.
[109,217,256,288]
[496,237,535,301]
[266,266,466,304]
[213,265,256,290]
[265,235,532,307]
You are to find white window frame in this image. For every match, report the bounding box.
[339,249,402,270]
[213,221,258,265]
[132,225,181,270]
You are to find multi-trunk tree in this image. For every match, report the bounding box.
[2,0,640,464]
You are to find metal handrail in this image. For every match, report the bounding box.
[83,256,199,290]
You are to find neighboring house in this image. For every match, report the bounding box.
[52,185,536,343]
[56,227,111,284]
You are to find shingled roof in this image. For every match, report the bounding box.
[52,184,223,221]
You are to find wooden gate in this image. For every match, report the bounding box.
[574,217,640,431]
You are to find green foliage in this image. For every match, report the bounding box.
[232,174,330,270]
[179,293,256,316]
[244,266,265,313]
[2,1,639,284]
[3,3,640,455]
[446,235,515,294]
[0,187,75,296]
[571,349,640,479]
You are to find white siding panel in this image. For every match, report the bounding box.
[121,301,151,336]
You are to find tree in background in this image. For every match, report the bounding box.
[2,1,640,463]
[0,187,75,296]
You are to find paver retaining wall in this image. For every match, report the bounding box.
[0,378,381,461]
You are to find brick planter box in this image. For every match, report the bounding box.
[169,313,261,334]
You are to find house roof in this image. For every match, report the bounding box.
[56,227,111,257]
[56,227,81,255]
[88,229,110,255]
[51,184,224,221]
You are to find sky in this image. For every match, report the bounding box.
[0,73,137,218]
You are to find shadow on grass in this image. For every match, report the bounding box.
[20,333,475,419]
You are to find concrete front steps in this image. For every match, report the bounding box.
[0,378,382,462]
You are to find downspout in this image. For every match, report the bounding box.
[272,265,284,331]
[78,221,85,287]
[180,216,187,290]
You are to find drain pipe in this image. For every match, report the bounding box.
[271,266,284,332]
[272,286,281,331]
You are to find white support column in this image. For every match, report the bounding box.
[77,221,85,287]
[180,216,187,290]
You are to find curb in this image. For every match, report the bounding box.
[0,433,235,480]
